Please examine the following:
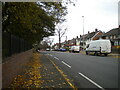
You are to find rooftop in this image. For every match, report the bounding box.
[104,28,120,36]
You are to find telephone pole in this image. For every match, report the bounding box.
[82,16,85,49]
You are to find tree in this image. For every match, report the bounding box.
[2,2,68,44]
[55,23,67,49]
[43,37,54,50]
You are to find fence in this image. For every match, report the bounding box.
[112,46,120,54]
[2,32,32,60]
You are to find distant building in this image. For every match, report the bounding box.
[104,27,120,46]
[75,36,80,46]
[53,43,59,50]
[80,29,103,49]
[64,29,103,49]
[61,36,80,49]
[102,27,120,53]
[67,38,76,46]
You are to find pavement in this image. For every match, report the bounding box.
[8,52,76,89]
[2,50,33,88]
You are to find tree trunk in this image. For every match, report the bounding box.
[59,34,61,49]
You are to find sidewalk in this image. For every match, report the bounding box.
[2,50,33,88]
[8,52,76,89]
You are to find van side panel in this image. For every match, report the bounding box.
[86,40,111,54]
[86,41,100,52]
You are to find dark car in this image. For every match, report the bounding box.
[59,48,67,52]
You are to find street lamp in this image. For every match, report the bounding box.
[82,16,84,49]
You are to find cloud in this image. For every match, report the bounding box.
[66,0,118,32]
[52,0,119,43]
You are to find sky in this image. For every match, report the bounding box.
[50,0,119,45]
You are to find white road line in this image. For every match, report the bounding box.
[62,61,71,68]
[78,72,105,90]
[54,57,59,60]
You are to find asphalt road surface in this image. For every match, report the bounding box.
[40,51,118,89]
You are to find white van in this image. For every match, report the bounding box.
[85,40,111,56]
[69,46,80,53]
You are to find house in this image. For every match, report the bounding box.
[60,36,80,49]
[66,36,81,47]
[63,38,76,48]
[63,29,103,49]
[103,27,120,53]
[68,38,76,46]
[80,29,104,49]
[75,36,80,46]
[104,27,120,45]
[53,43,59,50]
[61,41,67,48]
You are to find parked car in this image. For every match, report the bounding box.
[46,48,50,51]
[59,48,67,52]
[85,39,111,56]
[69,46,80,53]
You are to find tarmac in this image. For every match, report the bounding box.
[79,50,120,58]
[3,50,119,89]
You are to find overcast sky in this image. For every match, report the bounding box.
[50,0,119,44]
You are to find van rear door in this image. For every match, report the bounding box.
[100,40,111,53]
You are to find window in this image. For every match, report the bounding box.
[114,41,118,46]
[118,41,120,45]
[118,35,120,38]
[110,36,112,39]
[106,37,108,39]
[114,35,116,39]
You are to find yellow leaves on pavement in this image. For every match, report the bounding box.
[10,53,43,88]
[51,72,54,74]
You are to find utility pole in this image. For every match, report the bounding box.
[66,36,67,41]
[82,16,84,50]
[66,36,68,45]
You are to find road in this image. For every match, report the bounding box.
[40,51,118,89]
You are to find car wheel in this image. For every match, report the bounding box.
[86,51,88,55]
[104,53,108,56]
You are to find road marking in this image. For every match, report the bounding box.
[54,57,59,60]
[78,72,105,90]
[48,59,77,89]
[62,61,71,68]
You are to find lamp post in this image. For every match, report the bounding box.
[82,16,84,49]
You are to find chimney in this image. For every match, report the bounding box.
[95,28,98,32]
[80,35,82,37]
[88,31,90,34]
[76,36,78,38]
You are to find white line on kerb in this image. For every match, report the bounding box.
[78,72,105,90]
[54,57,59,60]
[62,61,71,68]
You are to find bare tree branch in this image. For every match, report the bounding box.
[55,23,68,49]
